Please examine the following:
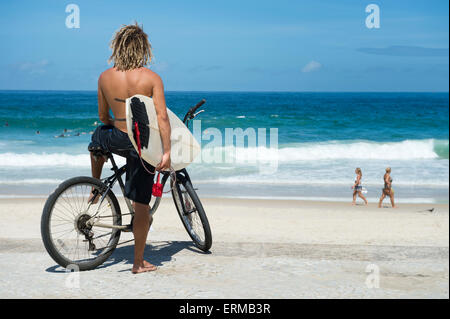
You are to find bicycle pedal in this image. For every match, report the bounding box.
[123,224,133,232]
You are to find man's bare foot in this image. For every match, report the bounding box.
[132,260,157,274]
[143,260,157,269]
[351,202,356,206]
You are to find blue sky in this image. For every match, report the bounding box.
[0,0,448,91]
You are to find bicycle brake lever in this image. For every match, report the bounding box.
[190,109,205,119]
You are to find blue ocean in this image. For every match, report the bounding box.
[0,91,448,203]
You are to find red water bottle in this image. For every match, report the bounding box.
[152,172,163,197]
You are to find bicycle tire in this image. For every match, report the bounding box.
[41,176,122,271]
[172,180,212,252]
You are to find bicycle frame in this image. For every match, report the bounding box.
[87,152,194,231]
[88,99,203,231]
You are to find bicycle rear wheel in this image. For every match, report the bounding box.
[172,180,212,252]
[41,176,122,271]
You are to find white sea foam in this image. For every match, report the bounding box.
[0,139,445,168]
[0,152,126,167]
[199,178,449,187]
[0,179,63,185]
[209,195,441,204]
[221,139,442,162]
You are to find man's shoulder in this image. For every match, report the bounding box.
[98,67,162,85]
[98,68,115,82]
[140,67,162,80]
[136,68,163,88]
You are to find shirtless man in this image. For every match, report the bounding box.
[89,23,171,274]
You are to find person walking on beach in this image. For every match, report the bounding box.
[88,23,171,274]
[352,168,368,205]
[378,167,396,208]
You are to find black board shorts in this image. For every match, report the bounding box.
[89,125,155,205]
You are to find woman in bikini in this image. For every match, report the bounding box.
[352,167,368,205]
[378,167,397,208]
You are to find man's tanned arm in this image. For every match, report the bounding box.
[152,75,171,171]
[97,75,114,126]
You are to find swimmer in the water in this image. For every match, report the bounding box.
[55,128,70,138]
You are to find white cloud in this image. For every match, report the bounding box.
[302,61,322,73]
[151,61,169,72]
[13,60,50,74]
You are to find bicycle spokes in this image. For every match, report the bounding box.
[180,185,205,244]
[49,183,118,263]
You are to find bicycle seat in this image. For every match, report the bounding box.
[88,144,111,161]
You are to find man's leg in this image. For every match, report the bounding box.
[132,202,157,274]
[88,152,105,203]
[89,126,107,180]
[90,152,105,179]
[126,151,156,274]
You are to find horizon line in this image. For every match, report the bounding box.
[0,89,448,94]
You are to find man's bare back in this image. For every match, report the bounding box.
[97,66,166,134]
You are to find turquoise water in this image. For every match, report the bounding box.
[0,91,448,202]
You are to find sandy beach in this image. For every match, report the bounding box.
[0,197,448,299]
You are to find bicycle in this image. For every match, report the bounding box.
[41,99,212,271]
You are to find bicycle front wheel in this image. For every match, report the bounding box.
[41,176,122,271]
[172,180,212,252]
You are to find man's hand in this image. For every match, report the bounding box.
[156,152,171,171]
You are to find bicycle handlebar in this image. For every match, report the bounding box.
[183,99,206,123]
[192,99,206,113]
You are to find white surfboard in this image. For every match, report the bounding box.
[125,94,201,171]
